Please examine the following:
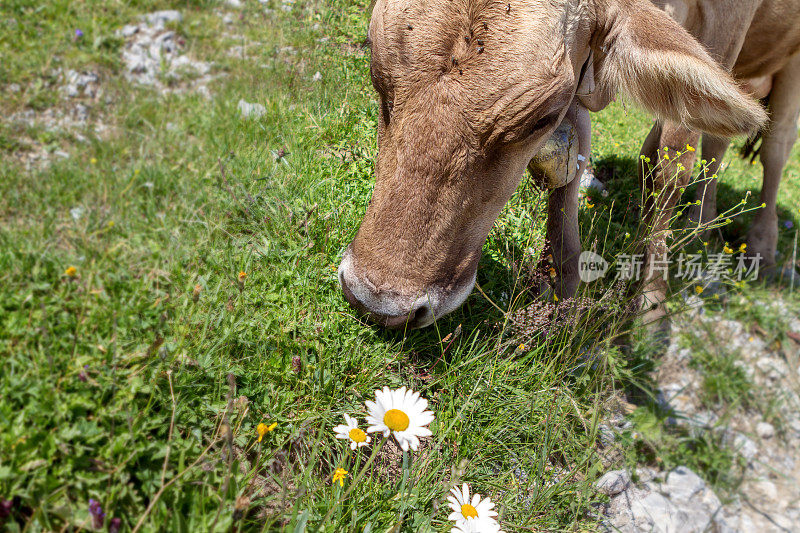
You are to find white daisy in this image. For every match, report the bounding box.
[447,483,502,533]
[365,386,434,452]
[333,414,371,450]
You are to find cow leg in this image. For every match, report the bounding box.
[746,55,800,271]
[543,102,591,300]
[687,134,730,235]
[639,121,700,323]
[546,168,581,299]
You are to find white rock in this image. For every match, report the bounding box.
[62,70,100,98]
[663,466,706,502]
[580,169,605,191]
[732,433,758,462]
[598,423,616,446]
[789,419,800,439]
[196,85,211,99]
[238,99,266,119]
[596,470,631,496]
[636,467,658,483]
[756,422,775,439]
[170,55,210,75]
[628,491,687,532]
[143,10,182,29]
[657,382,694,415]
[748,479,778,501]
[756,357,788,380]
[121,24,139,37]
[687,411,719,429]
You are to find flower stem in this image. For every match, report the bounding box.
[318,435,388,528]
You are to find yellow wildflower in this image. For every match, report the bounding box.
[64,266,77,277]
[695,286,704,295]
[553,294,559,302]
[90,158,97,165]
[723,244,734,254]
[739,243,747,253]
[686,144,695,152]
[585,202,594,209]
[107,221,114,228]
[257,422,277,442]
[238,271,247,282]
[332,467,348,487]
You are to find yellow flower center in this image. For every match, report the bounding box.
[461,504,478,519]
[348,428,367,443]
[383,409,410,431]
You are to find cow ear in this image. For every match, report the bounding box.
[592,0,767,137]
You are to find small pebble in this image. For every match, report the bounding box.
[756,422,775,439]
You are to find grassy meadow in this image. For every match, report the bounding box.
[1,0,799,531]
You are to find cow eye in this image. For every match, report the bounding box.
[528,113,559,136]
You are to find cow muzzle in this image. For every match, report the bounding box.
[337,249,476,330]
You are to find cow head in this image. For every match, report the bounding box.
[339,0,766,329]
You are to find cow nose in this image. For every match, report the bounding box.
[339,271,430,329]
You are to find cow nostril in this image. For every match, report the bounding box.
[410,304,429,325]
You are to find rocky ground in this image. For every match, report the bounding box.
[118,10,213,95]
[7,7,227,171]
[596,295,800,532]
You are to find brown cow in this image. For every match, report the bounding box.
[338,0,772,329]
[636,0,800,323]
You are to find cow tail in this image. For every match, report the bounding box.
[739,95,771,163]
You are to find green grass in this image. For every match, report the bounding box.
[2,0,800,531]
